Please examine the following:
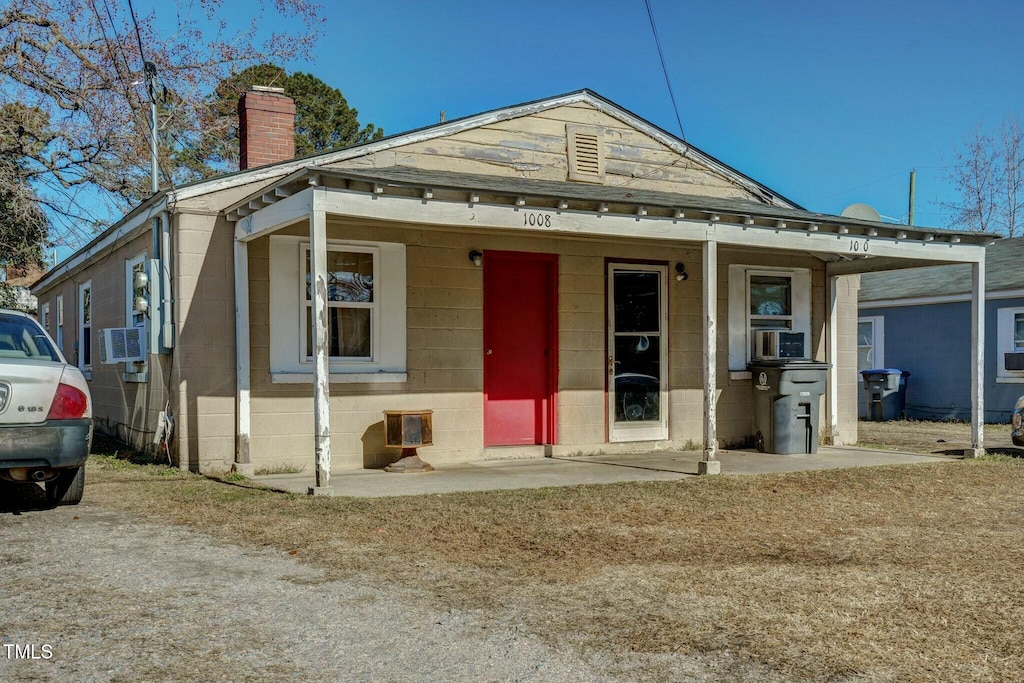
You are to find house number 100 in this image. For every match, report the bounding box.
[524,212,552,227]
[849,239,870,252]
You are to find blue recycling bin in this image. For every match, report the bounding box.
[860,369,910,421]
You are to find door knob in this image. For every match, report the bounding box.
[487,349,493,355]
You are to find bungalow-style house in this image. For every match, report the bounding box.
[859,236,1022,422]
[30,88,994,490]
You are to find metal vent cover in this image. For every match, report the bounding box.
[567,124,605,183]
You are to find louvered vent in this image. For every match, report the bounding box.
[567,125,605,182]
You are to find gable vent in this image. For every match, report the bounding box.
[567,124,605,183]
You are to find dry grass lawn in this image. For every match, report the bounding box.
[82,442,1024,682]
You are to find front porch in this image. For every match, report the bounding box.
[226,167,992,491]
[253,445,949,497]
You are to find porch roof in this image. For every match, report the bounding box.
[227,166,996,273]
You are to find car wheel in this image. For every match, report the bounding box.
[45,466,85,506]
[755,431,766,453]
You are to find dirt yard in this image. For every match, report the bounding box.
[3,425,1023,681]
[858,418,1021,456]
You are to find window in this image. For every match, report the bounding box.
[301,247,377,361]
[125,253,147,328]
[40,302,49,331]
[79,281,92,373]
[268,235,406,382]
[55,294,64,351]
[727,266,811,371]
[857,317,884,376]
[996,306,1024,381]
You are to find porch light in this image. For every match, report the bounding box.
[675,262,688,281]
[469,250,483,267]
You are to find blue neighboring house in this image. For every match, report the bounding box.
[858,236,1024,423]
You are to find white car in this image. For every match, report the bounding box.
[0,309,92,505]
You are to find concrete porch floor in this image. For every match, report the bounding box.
[253,446,950,498]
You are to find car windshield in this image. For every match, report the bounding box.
[0,313,61,362]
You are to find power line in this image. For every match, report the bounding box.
[643,0,685,141]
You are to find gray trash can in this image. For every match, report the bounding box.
[860,369,910,421]
[749,359,831,454]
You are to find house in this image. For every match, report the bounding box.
[859,236,1023,422]
[3,265,42,313]
[30,88,994,488]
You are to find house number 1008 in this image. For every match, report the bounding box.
[524,212,552,227]
[849,239,870,252]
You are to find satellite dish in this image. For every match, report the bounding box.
[841,203,881,222]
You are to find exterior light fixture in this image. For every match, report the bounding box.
[469,250,483,267]
[675,262,688,281]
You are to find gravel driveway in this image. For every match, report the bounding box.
[0,486,618,683]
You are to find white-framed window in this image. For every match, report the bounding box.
[79,280,92,373]
[40,302,49,331]
[55,294,64,351]
[125,253,147,328]
[728,265,811,371]
[996,306,1024,381]
[268,235,407,382]
[299,245,378,362]
[857,316,884,377]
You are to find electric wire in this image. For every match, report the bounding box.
[644,0,685,141]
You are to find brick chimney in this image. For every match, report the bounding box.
[238,85,296,170]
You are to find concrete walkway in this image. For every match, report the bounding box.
[254,446,950,498]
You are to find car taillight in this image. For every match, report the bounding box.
[1013,413,1023,430]
[47,383,88,420]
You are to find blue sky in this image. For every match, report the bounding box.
[167,0,1024,227]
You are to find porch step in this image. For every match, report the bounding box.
[481,445,549,461]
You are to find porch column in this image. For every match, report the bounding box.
[233,239,253,475]
[699,239,721,475]
[309,197,334,494]
[826,274,840,443]
[967,257,986,457]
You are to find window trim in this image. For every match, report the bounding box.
[79,280,92,375]
[268,235,407,381]
[297,243,380,364]
[728,265,811,372]
[55,293,64,352]
[996,305,1024,382]
[857,316,885,380]
[40,301,49,332]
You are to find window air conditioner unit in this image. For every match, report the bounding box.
[99,327,146,364]
[753,330,805,360]
[1005,352,1024,371]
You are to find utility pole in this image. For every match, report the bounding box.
[907,168,917,226]
[145,61,159,195]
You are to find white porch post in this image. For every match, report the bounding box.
[233,239,253,475]
[699,239,721,475]
[826,274,840,444]
[967,257,986,457]
[309,193,334,494]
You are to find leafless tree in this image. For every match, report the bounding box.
[942,116,1023,237]
[0,0,322,248]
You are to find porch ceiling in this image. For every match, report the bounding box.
[226,166,996,272]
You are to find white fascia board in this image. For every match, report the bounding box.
[286,188,990,263]
[235,187,314,241]
[32,198,168,294]
[859,287,1024,309]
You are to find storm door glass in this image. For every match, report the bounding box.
[608,265,668,441]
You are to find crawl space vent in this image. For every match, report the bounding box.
[567,125,605,182]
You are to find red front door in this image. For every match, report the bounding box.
[483,252,557,446]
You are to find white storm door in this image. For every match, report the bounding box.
[607,264,669,442]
